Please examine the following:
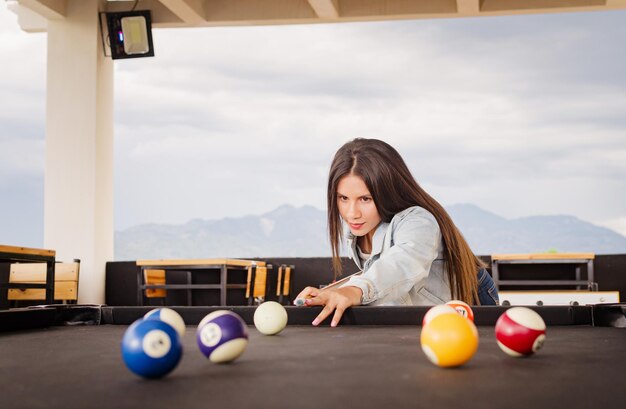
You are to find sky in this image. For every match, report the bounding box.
[1,3,626,249]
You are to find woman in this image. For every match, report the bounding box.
[296,138,498,327]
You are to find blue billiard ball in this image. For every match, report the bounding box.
[196,311,248,363]
[121,319,183,378]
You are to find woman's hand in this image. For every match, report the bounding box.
[295,286,363,327]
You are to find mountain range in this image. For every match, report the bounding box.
[114,204,626,260]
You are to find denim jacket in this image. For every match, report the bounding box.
[341,206,452,306]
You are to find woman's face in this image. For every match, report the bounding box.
[337,174,382,238]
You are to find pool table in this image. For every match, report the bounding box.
[1,304,625,409]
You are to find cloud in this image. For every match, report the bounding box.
[110,12,626,229]
[1,4,625,239]
[0,4,46,189]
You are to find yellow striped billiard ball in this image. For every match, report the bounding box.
[420,313,479,368]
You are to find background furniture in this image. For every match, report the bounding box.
[491,253,596,291]
[8,260,80,306]
[136,258,270,306]
[276,264,295,305]
[0,244,56,307]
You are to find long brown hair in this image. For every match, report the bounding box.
[327,138,484,304]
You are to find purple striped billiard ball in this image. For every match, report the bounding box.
[196,311,248,363]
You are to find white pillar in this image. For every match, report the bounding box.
[44,0,113,304]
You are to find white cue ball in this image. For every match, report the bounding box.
[254,301,288,335]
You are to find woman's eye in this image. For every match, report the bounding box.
[361,197,372,202]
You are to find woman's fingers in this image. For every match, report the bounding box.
[311,300,347,327]
[330,304,347,327]
[294,286,320,306]
[309,291,350,327]
[312,303,335,326]
[295,286,318,299]
[298,286,361,325]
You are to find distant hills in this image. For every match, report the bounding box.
[446,204,626,255]
[114,204,626,260]
[115,205,329,260]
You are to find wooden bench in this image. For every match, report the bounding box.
[136,258,271,306]
[491,253,595,291]
[8,261,80,304]
[0,244,57,307]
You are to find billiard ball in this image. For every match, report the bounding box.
[446,300,474,322]
[197,311,248,363]
[495,307,546,357]
[144,308,186,338]
[254,301,288,335]
[422,304,458,326]
[121,319,183,378]
[420,313,479,368]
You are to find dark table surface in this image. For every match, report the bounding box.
[1,305,626,409]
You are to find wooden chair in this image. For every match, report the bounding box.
[143,268,167,303]
[246,264,269,305]
[8,260,80,305]
[276,264,295,305]
[143,268,199,305]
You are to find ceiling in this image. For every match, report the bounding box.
[9,0,626,32]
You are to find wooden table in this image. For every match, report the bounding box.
[491,253,595,291]
[136,258,268,306]
[0,244,56,307]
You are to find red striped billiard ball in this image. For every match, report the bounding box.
[495,307,546,357]
[446,300,474,322]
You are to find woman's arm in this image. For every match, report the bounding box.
[295,208,441,326]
